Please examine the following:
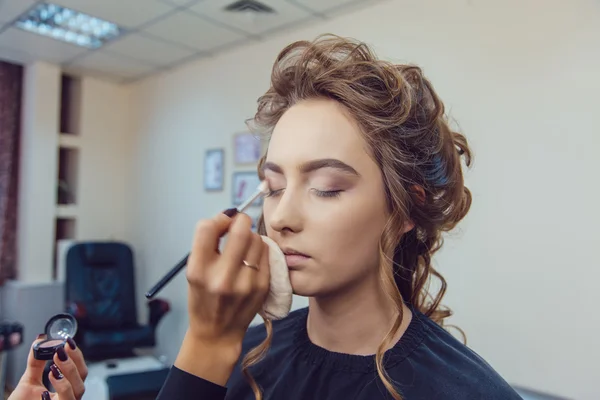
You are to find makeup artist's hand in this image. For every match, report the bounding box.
[8,336,87,400]
[174,212,271,385]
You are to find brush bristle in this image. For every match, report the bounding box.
[258,180,270,194]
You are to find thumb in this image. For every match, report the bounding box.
[21,335,50,386]
[217,209,238,225]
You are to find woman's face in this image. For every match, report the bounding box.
[262,98,390,297]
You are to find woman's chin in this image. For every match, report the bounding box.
[289,271,334,298]
[289,271,317,297]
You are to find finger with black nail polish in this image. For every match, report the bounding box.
[66,337,77,350]
[223,208,238,217]
[41,390,51,400]
[51,363,64,380]
[57,344,68,362]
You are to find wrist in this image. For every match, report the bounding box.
[174,329,242,387]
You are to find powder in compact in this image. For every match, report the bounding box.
[39,339,64,348]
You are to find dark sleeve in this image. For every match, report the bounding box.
[156,366,228,400]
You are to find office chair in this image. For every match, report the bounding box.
[63,241,170,361]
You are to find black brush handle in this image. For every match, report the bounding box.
[145,208,239,299]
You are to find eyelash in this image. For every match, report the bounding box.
[314,189,342,198]
[265,189,283,198]
[265,189,342,198]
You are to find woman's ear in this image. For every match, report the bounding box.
[410,184,426,206]
[401,220,415,234]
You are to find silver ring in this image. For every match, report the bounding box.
[243,260,259,270]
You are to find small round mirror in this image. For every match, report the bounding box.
[45,313,78,340]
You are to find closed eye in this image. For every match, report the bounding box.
[266,189,284,198]
[313,189,342,198]
[265,188,342,199]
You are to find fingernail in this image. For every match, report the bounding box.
[51,364,64,380]
[67,337,77,350]
[36,333,46,340]
[57,345,68,361]
[223,208,238,218]
[42,391,51,400]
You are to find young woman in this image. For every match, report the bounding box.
[10,34,521,400]
[155,34,523,400]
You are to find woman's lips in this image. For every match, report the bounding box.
[284,254,310,268]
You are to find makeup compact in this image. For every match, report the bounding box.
[33,313,78,360]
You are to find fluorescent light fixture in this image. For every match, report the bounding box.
[14,2,124,49]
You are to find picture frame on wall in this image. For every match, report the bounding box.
[232,171,263,206]
[234,132,262,165]
[204,148,224,191]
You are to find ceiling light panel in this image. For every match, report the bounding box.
[13,2,124,49]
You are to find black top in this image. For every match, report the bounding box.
[157,307,523,399]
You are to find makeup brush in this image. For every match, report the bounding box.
[145,180,270,299]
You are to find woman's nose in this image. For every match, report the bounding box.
[268,190,303,234]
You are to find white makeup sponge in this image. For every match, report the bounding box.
[260,235,293,320]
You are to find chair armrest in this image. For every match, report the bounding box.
[147,298,170,328]
[66,301,89,328]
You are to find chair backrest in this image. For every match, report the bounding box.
[65,242,138,330]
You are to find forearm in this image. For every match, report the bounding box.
[174,330,242,387]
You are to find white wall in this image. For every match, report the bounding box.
[15,63,135,283]
[74,78,135,242]
[130,0,600,399]
[17,62,61,283]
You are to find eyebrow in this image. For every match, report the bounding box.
[262,158,360,177]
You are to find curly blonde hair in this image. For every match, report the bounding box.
[242,34,472,400]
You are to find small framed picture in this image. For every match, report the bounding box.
[204,149,224,191]
[234,132,262,165]
[232,171,263,206]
